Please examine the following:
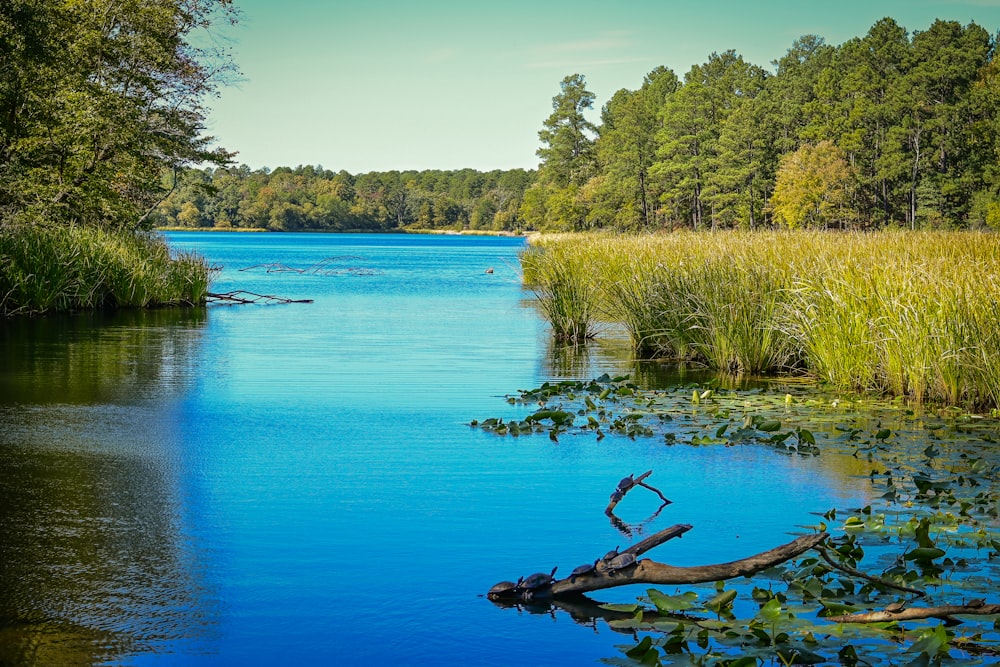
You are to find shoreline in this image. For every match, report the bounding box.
[155,226,527,237]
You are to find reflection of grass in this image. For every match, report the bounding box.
[475,376,1000,665]
[0,225,210,315]
[522,231,1000,409]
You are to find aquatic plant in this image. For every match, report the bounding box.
[520,241,599,342]
[0,224,211,316]
[474,375,1000,665]
[521,231,1000,409]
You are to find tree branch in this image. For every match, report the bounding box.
[605,470,670,514]
[827,603,999,624]
[814,542,927,597]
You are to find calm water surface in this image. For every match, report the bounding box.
[0,233,874,665]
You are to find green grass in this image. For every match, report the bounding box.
[1,224,211,316]
[522,230,1000,409]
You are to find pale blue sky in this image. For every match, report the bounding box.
[205,0,1000,173]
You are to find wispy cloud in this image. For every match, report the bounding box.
[524,56,651,69]
[521,31,646,69]
[423,47,460,65]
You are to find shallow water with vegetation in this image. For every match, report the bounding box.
[1,233,996,665]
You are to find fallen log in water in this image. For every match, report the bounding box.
[206,290,314,305]
[552,530,825,596]
[488,523,826,601]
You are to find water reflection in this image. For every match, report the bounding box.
[606,502,671,540]
[0,310,215,666]
[0,309,206,405]
[541,332,765,391]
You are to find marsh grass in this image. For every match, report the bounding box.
[520,242,599,343]
[523,230,1000,409]
[1,224,211,316]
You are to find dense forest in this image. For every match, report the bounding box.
[155,17,1000,232]
[152,165,535,232]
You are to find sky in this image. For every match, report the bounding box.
[204,0,1000,174]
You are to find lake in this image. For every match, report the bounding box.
[0,233,875,666]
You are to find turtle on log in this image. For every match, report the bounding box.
[605,552,637,573]
[517,566,558,600]
[487,578,521,600]
[569,560,599,582]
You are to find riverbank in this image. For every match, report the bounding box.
[521,230,1000,410]
[1,224,211,316]
[155,225,526,237]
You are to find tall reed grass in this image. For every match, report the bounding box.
[522,231,1000,409]
[0,224,211,316]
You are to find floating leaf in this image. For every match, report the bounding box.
[818,600,857,617]
[599,603,641,613]
[756,597,782,623]
[705,589,737,613]
[904,547,945,562]
[625,635,653,659]
[757,419,782,432]
[647,589,697,613]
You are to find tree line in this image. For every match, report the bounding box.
[157,16,1000,232]
[150,165,534,232]
[532,17,1000,231]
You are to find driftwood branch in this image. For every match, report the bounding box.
[206,290,314,305]
[605,470,670,515]
[827,602,999,624]
[551,531,826,596]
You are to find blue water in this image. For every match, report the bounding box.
[0,233,874,665]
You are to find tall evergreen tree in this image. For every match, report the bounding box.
[592,67,679,229]
[536,74,598,187]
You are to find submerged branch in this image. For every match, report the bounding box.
[605,470,670,515]
[814,542,927,597]
[827,602,999,624]
[206,290,313,304]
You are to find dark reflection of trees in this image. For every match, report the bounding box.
[0,309,215,665]
[0,308,206,405]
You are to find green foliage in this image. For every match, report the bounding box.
[0,225,210,315]
[526,18,999,230]
[771,141,855,228]
[154,165,535,233]
[519,243,599,343]
[523,230,1000,409]
[536,74,598,188]
[0,0,237,229]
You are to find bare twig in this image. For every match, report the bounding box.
[814,542,927,597]
[605,470,670,515]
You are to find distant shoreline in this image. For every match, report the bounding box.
[155,226,526,237]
